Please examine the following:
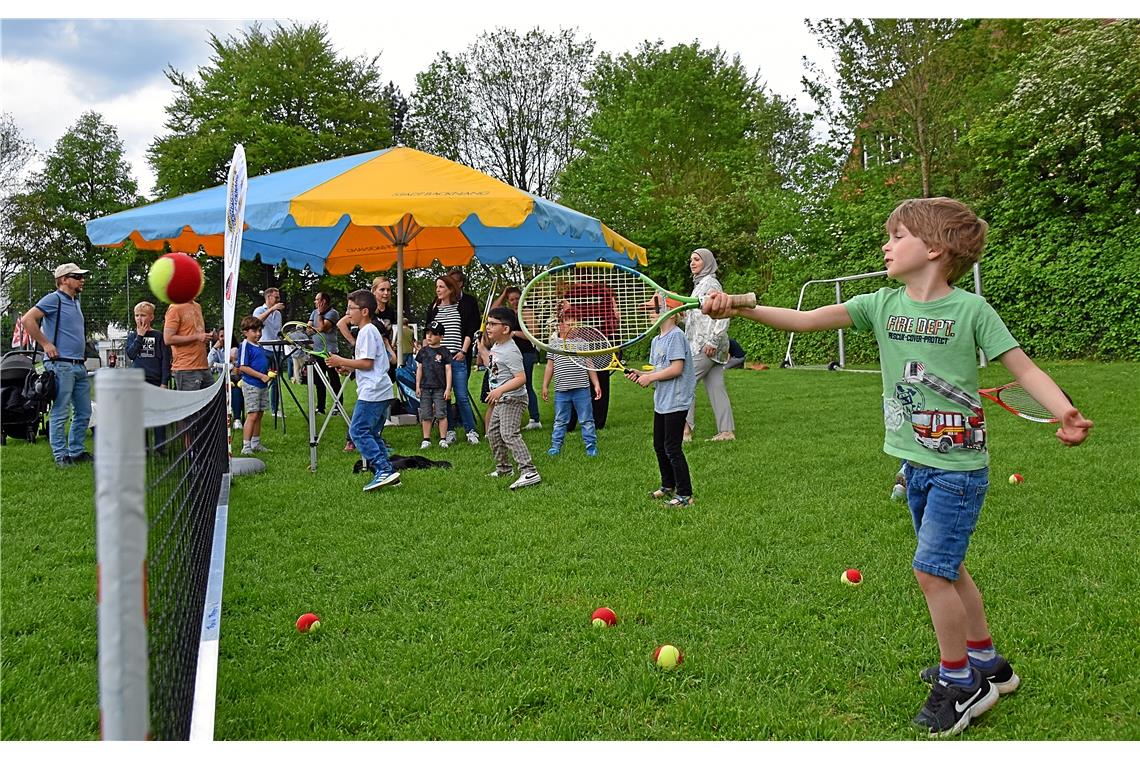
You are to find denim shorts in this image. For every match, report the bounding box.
[903,463,989,581]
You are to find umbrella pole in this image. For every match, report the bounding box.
[396,243,405,368]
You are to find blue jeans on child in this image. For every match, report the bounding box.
[350,399,394,476]
[551,387,596,452]
[903,463,989,581]
[47,359,91,460]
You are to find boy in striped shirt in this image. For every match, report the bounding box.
[542,315,601,457]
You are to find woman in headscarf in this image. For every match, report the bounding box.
[684,247,736,442]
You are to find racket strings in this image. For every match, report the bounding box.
[520,266,659,351]
[995,385,1054,420]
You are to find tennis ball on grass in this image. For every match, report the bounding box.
[296,612,321,633]
[653,644,683,670]
[1008,473,1024,485]
[841,568,862,586]
[591,607,617,627]
[148,252,204,305]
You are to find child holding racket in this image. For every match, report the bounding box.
[702,197,1093,736]
[624,300,697,509]
[542,313,602,457]
[478,306,541,490]
[326,290,400,492]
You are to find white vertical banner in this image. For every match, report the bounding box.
[223,145,247,423]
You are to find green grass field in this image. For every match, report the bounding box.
[2,361,1138,740]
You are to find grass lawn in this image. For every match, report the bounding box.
[2,360,1138,740]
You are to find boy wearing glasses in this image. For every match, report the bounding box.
[22,262,93,466]
[477,307,541,490]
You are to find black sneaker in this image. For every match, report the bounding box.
[920,655,1020,695]
[71,451,94,463]
[913,669,999,737]
[55,456,74,468]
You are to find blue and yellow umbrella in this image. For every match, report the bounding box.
[86,146,645,274]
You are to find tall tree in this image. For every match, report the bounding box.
[409,27,595,197]
[806,19,983,198]
[6,112,139,274]
[0,112,38,293]
[149,21,392,198]
[558,41,812,290]
[3,112,141,335]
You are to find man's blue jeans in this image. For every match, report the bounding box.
[551,387,596,452]
[350,399,393,475]
[47,360,91,460]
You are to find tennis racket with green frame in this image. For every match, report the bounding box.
[281,320,331,360]
[518,261,756,356]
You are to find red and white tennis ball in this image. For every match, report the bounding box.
[148,252,204,304]
[841,568,863,586]
[296,612,321,633]
[653,644,683,670]
[1008,473,1024,485]
[591,607,617,628]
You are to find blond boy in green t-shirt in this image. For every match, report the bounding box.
[703,197,1092,736]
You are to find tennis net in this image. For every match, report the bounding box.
[95,369,229,740]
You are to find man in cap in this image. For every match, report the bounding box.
[21,263,93,466]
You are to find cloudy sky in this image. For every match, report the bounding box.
[1,1,1105,198]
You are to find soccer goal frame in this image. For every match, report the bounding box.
[782,263,986,373]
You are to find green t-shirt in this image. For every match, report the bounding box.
[845,286,1019,470]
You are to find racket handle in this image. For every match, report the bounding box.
[726,293,757,308]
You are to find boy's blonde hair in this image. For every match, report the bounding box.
[887,197,988,282]
[134,301,155,315]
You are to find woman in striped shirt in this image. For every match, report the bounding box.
[425,274,479,445]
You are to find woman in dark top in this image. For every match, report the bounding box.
[425,274,479,445]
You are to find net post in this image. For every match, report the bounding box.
[95,368,149,740]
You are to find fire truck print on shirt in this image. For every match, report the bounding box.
[893,360,987,454]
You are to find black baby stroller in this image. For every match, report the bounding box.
[1,349,50,445]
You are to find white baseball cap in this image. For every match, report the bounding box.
[53,262,91,278]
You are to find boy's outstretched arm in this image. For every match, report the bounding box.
[701,293,853,333]
[998,348,1093,446]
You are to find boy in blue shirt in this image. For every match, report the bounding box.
[703,197,1092,736]
[236,316,272,455]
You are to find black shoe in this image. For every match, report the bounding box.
[71,452,94,464]
[55,456,74,468]
[913,669,999,737]
[920,655,1020,695]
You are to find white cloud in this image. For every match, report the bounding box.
[1,56,168,197]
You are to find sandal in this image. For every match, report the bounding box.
[650,487,674,499]
[663,495,694,509]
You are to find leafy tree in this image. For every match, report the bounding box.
[559,41,813,292]
[1,112,37,293]
[805,19,1016,198]
[148,21,394,312]
[409,27,595,198]
[384,82,410,146]
[963,19,1140,360]
[3,111,142,335]
[149,21,393,197]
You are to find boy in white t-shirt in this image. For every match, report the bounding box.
[327,290,399,491]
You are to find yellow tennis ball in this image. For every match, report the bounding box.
[653,644,683,671]
[308,620,321,633]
